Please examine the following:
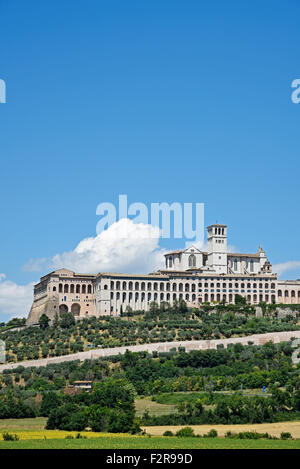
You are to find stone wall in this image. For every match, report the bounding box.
[1,330,300,373]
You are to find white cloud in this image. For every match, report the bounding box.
[273,261,300,277]
[0,274,34,319]
[22,257,48,273]
[25,219,166,275]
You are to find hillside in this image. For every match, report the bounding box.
[1,302,300,363]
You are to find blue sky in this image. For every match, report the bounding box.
[0,0,300,320]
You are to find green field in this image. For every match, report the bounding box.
[135,397,177,416]
[0,436,299,449]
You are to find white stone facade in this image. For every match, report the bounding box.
[26,224,300,324]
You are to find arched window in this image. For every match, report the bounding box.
[64,284,69,293]
[76,284,80,294]
[70,284,74,293]
[82,285,86,294]
[188,254,196,267]
[278,290,282,297]
[88,285,92,294]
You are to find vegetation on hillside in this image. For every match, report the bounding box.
[0,339,299,429]
[1,301,300,363]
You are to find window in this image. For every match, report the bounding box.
[188,254,196,267]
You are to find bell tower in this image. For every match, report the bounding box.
[207,224,228,273]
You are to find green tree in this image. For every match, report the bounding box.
[39,314,50,330]
[60,312,75,328]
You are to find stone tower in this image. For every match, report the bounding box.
[207,224,228,273]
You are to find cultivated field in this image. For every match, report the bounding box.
[0,418,299,449]
[143,421,300,439]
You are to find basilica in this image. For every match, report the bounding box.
[27,224,300,324]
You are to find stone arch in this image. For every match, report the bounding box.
[71,303,81,316]
[59,304,68,315]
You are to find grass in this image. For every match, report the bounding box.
[153,392,207,405]
[0,436,299,449]
[0,417,47,431]
[135,397,177,417]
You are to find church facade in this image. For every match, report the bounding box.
[27,224,300,324]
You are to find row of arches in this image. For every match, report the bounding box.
[111,292,197,303]
[278,290,300,298]
[109,281,197,292]
[59,303,81,316]
[108,280,276,292]
[199,294,276,304]
[56,283,93,294]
